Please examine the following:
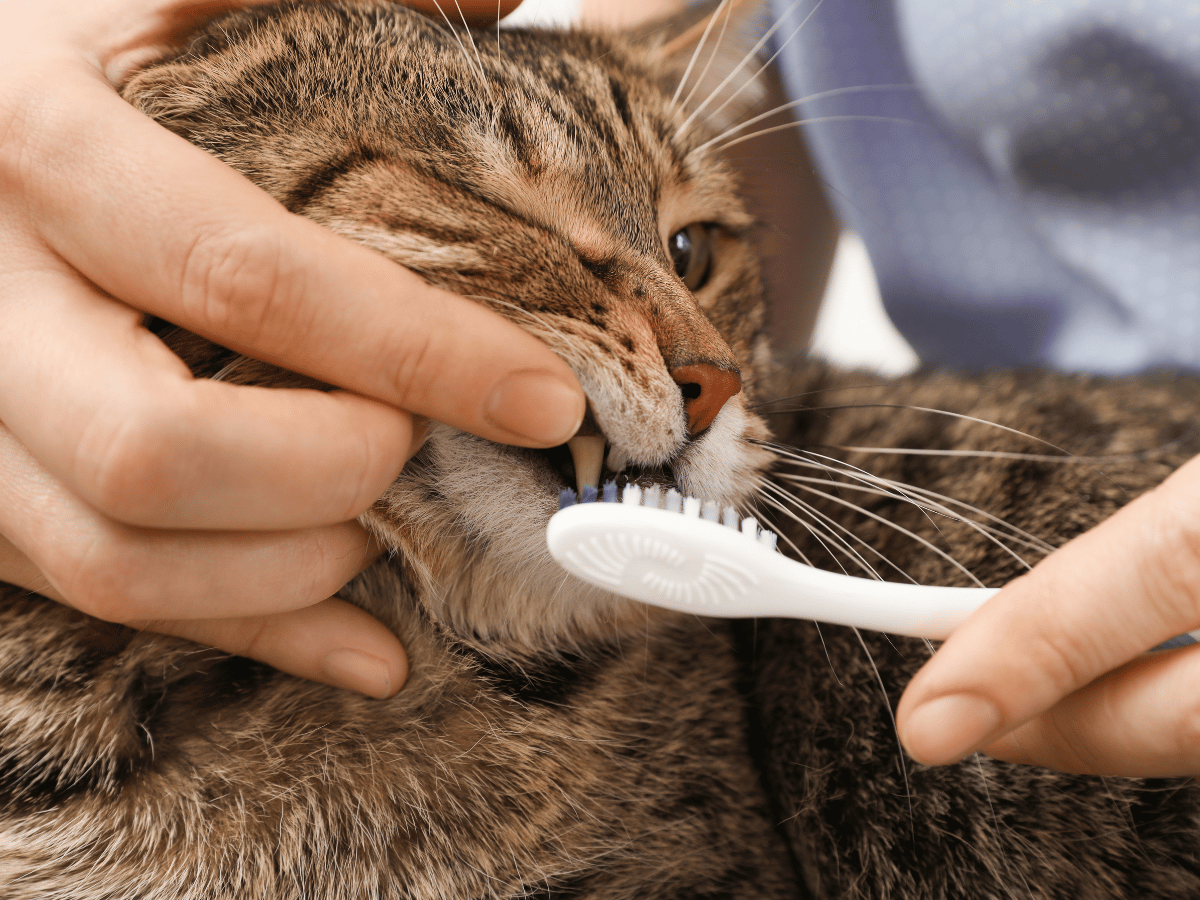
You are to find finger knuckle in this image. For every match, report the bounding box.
[1171,686,1200,756]
[178,222,299,341]
[388,328,437,410]
[0,76,52,192]
[54,533,152,623]
[1142,487,1200,625]
[74,400,191,524]
[1030,626,1101,699]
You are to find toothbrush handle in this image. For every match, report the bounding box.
[547,504,996,639]
[753,550,996,640]
[548,504,1200,647]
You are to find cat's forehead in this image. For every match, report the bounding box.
[124,2,747,258]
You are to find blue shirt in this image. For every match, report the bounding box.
[764,0,1200,372]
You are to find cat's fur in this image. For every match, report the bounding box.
[1,2,1198,897]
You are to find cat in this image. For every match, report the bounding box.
[0,1,1197,898]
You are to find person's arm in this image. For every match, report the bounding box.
[0,0,583,698]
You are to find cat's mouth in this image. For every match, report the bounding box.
[538,433,675,498]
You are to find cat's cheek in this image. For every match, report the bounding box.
[672,399,773,507]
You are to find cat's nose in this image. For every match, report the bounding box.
[669,363,742,435]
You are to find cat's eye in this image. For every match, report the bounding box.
[668,224,714,292]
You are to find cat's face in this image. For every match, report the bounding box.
[123,0,775,646]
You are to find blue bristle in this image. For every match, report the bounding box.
[558,488,578,509]
[580,484,599,503]
[601,480,618,503]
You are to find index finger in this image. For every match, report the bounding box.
[16,69,584,449]
[896,453,1200,766]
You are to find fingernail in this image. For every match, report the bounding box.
[322,649,393,698]
[485,370,584,445]
[901,694,1002,765]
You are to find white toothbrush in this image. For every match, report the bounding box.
[547,483,1200,648]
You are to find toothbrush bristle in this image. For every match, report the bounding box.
[556,481,780,553]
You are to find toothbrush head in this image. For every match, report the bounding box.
[557,481,778,549]
[547,481,780,613]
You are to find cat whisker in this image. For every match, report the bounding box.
[813,623,844,686]
[762,441,944,536]
[760,482,896,581]
[675,0,816,140]
[790,402,1082,459]
[763,436,1059,555]
[767,441,1053,557]
[775,471,1042,567]
[669,0,724,107]
[672,0,734,111]
[696,1,825,134]
[748,497,820,568]
[887,479,1056,555]
[711,114,914,153]
[851,627,915,831]
[756,488,859,576]
[786,480,987,587]
[696,83,915,155]
[211,356,250,382]
[829,444,1169,465]
[429,1,491,107]
[762,480,922,583]
[453,1,494,108]
[970,755,1039,900]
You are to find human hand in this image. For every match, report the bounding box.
[0,0,583,698]
[897,452,1200,776]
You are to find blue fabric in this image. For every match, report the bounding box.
[760,0,1200,372]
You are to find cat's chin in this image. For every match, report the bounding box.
[364,400,774,649]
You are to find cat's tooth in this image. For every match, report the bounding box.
[568,435,606,495]
[606,445,629,473]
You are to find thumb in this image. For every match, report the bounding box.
[896,452,1200,766]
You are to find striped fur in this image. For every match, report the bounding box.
[2,2,1199,897]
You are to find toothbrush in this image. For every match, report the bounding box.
[547,482,1200,648]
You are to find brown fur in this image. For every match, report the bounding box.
[0,2,1198,897]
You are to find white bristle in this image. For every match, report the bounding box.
[643,485,662,509]
[622,484,642,505]
[741,516,758,537]
[701,500,719,522]
[665,489,682,513]
[722,506,738,528]
[683,496,701,517]
[760,529,778,551]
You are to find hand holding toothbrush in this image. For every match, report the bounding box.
[898,451,1200,777]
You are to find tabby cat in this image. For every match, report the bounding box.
[0,2,1197,898]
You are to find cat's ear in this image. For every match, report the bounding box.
[629,0,770,135]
